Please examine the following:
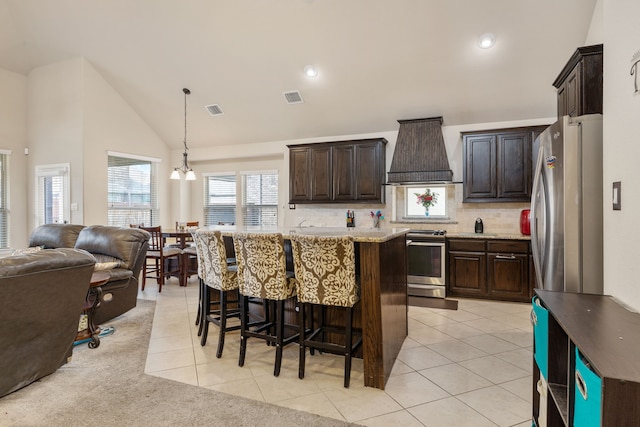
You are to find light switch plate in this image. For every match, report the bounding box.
[613,181,621,210]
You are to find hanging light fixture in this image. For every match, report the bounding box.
[170,88,196,181]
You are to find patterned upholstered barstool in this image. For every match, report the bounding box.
[233,232,298,377]
[290,234,362,388]
[193,229,240,358]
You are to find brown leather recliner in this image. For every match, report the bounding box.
[0,248,96,397]
[27,223,86,248]
[28,224,150,325]
[74,225,149,324]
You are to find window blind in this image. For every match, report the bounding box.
[107,155,158,227]
[203,174,236,226]
[242,171,278,227]
[0,154,8,248]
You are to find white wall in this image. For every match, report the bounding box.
[601,0,640,311]
[585,0,604,45]
[27,58,173,233]
[27,58,85,229]
[82,59,170,226]
[0,68,28,247]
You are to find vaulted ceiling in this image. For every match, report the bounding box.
[0,0,598,149]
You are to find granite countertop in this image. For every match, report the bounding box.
[446,232,531,241]
[210,225,410,243]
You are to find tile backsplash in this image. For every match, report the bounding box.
[284,185,529,235]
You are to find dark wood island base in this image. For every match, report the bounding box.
[217,226,409,390]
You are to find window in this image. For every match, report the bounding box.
[107,153,159,227]
[405,186,447,218]
[35,163,69,226]
[203,174,236,225]
[0,152,8,248]
[242,171,278,227]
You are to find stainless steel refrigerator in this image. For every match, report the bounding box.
[531,114,603,294]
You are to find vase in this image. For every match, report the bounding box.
[424,210,429,217]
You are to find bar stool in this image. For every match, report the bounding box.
[192,229,240,358]
[233,232,298,377]
[290,234,362,388]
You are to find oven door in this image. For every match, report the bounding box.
[407,240,446,297]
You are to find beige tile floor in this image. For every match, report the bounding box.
[139,278,534,427]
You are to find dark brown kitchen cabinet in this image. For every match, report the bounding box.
[448,240,487,297]
[487,240,529,301]
[553,44,603,119]
[288,145,332,202]
[462,126,548,203]
[288,138,387,204]
[448,238,532,302]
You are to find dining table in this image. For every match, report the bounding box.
[161,228,196,249]
[211,225,409,390]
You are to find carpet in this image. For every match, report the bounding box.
[0,300,356,427]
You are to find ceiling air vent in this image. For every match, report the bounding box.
[204,104,224,116]
[283,90,303,104]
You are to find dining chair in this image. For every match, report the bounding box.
[290,234,362,387]
[233,232,298,377]
[139,226,183,292]
[193,229,241,357]
[178,221,200,286]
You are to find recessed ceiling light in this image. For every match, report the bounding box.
[304,65,318,78]
[478,33,496,49]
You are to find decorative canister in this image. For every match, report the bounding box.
[520,209,531,235]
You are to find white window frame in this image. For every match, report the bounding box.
[404,185,448,219]
[107,152,160,227]
[35,163,70,226]
[203,173,237,226]
[0,150,10,248]
[241,170,278,227]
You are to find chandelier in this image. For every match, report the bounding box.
[170,88,196,180]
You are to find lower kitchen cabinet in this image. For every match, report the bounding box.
[533,290,640,426]
[448,238,532,302]
[448,239,486,297]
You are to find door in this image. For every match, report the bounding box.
[35,164,70,226]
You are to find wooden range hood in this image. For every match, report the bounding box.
[387,117,453,184]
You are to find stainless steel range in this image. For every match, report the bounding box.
[407,230,447,298]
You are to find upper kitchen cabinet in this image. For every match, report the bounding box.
[554,44,603,118]
[288,138,387,204]
[462,126,548,203]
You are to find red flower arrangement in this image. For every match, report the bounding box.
[414,189,438,209]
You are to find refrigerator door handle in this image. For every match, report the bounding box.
[531,144,545,290]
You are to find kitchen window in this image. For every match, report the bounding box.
[405,186,447,218]
[203,174,237,225]
[242,171,277,227]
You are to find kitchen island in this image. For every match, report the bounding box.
[213,225,409,390]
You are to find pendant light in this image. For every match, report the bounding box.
[170,88,196,181]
